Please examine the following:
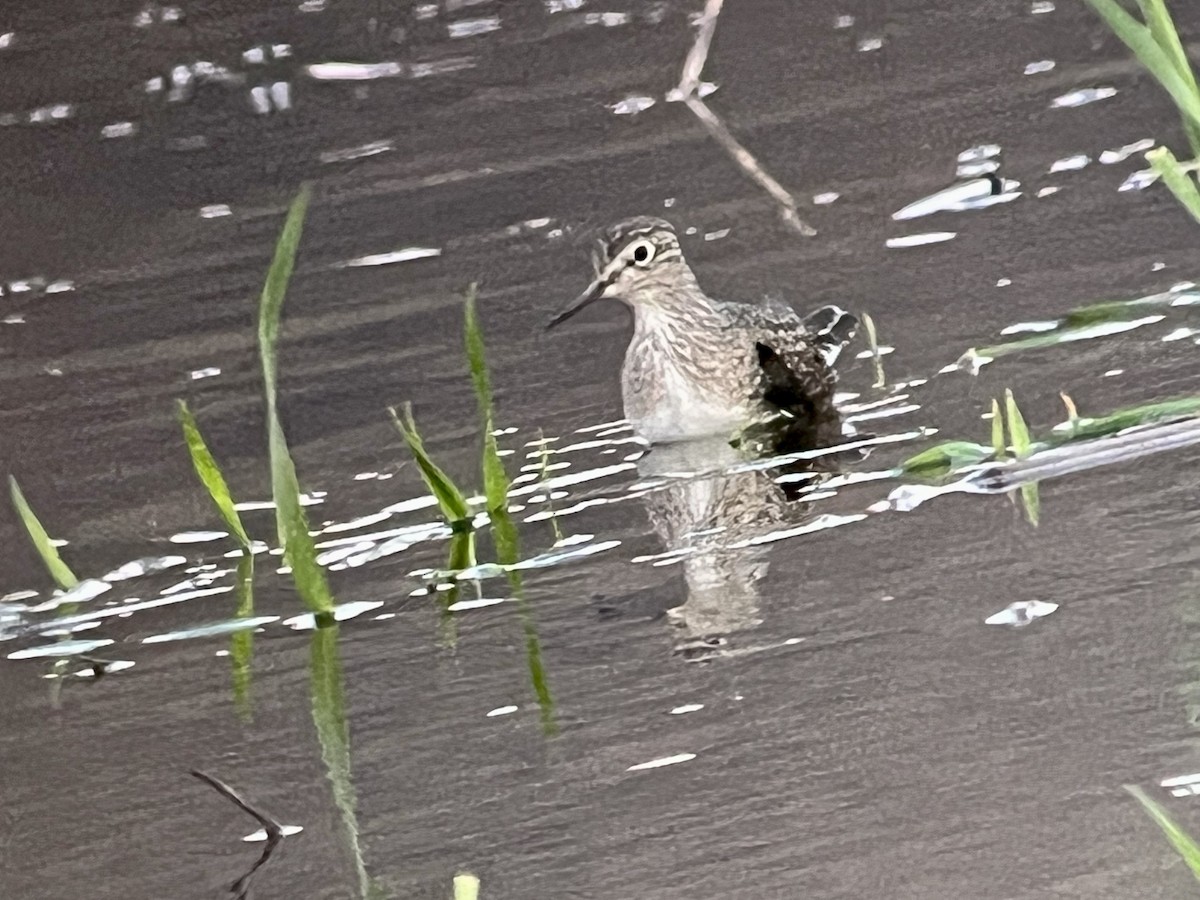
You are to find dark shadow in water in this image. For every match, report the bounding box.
[190,770,286,900]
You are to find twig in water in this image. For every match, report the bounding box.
[674,0,816,237]
[678,0,723,96]
[192,770,287,900]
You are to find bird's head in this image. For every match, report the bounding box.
[546,217,700,328]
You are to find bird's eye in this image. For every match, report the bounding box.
[628,240,655,266]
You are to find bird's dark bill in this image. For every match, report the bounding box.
[546,278,606,329]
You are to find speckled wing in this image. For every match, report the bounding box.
[714,299,842,412]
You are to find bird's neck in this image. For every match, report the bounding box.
[629,278,722,342]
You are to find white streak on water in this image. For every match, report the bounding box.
[169,530,228,543]
[1049,154,1089,173]
[283,600,384,630]
[725,513,867,549]
[893,178,1020,220]
[307,62,404,80]
[957,144,1000,163]
[1051,87,1117,108]
[610,95,655,115]
[338,247,441,267]
[320,140,394,163]
[9,639,114,660]
[448,16,500,38]
[447,597,509,611]
[1001,321,1058,335]
[985,600,1058,626]
[627,753,696,771]
[1100,138,1155,164]
[887,232,956,248]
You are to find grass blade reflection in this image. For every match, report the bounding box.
[310,626,384,898]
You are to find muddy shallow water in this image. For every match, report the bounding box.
[4,1,1200,898]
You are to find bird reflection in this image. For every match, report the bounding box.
[634,377,858,660]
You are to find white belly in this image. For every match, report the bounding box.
[624,361,746,443]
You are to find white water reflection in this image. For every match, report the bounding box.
[609,95,656,115]
[892,177,1020,220]
[887,232,957,248]
[1100,138,1155,164]
[957,144,1000,163]
[985,600,1058,627]
[307,62,404,80]
[1051,87,1117,109]
[320,140,394,164]
[627,753,696,771]
[143,616,279,643]
[103,556,188,582]
[283,600,384,630]
[8,638,114,660]
[337,247,442,267]
[1049,154,1089,173]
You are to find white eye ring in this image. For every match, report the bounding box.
[627,239,656,267]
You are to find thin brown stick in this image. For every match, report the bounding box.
[682,96,817,237]
[675,0,816,236]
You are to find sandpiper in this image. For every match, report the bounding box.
[546,216,857,444]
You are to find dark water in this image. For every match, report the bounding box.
[4,1,1200,897]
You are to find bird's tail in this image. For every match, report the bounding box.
[803,305,858,366]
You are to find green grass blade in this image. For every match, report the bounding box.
[464,285,510,514]
[8,475,78,590]
[1005,391,1039,525]
[267,418,334,615]
[389,404,472,525]
[1135,0,1200,157]
[439,529,478,633]
[1126,785,1200,881]
[1147,146,1200,224]
[1084,0,1200,136]
[258,185,310,412]
[177,400,252,549]
[990,399,1006,458]
[256,185,335,616]
[899,441,993,479]
[1019,481,1041,526]
[453,873,481,900]
[1004,390,1032,459]
[1051,395,1200,442]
